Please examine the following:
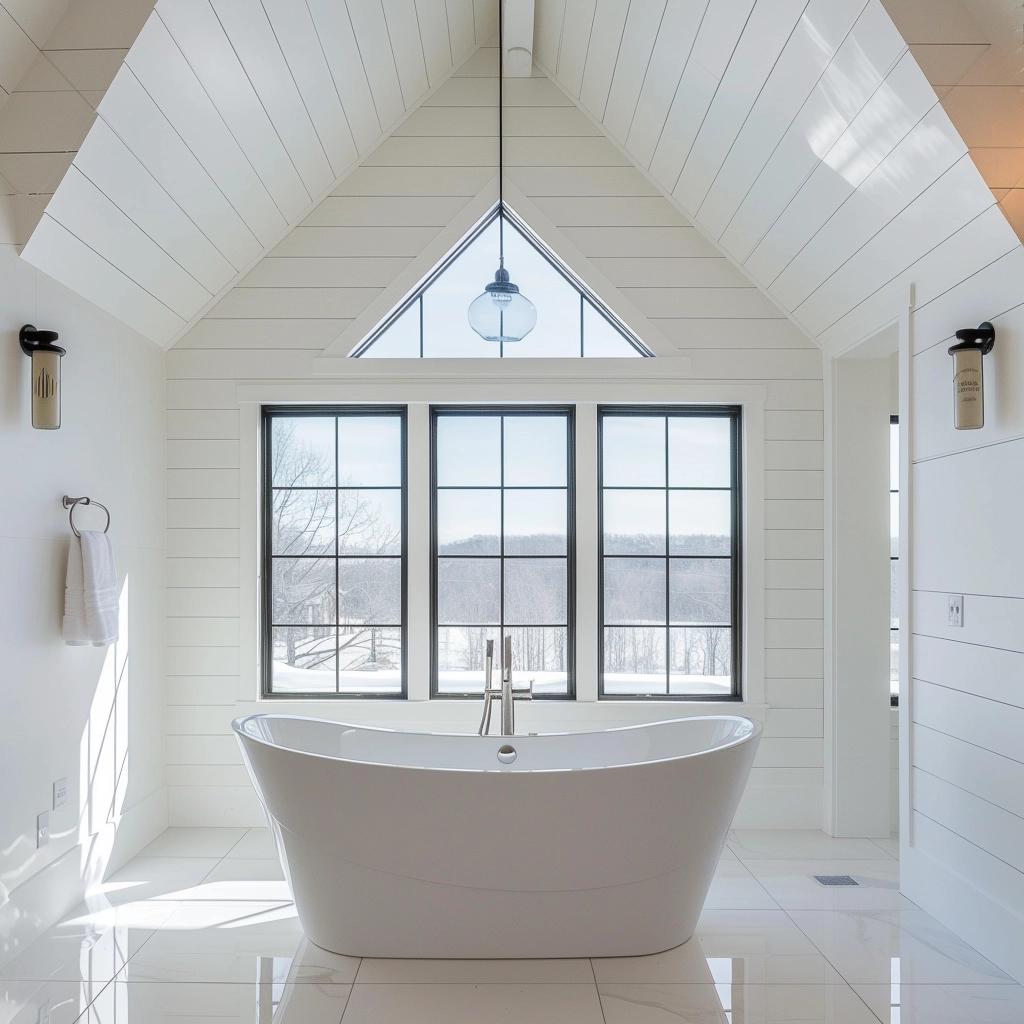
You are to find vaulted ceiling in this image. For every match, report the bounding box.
[8,0,500,344]
[534,0,1017,351]
[2,0,1020,353]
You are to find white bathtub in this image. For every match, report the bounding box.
[233,713,760,958]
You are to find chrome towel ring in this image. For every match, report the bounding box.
[63,495,111,537]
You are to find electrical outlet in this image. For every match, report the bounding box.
[36,811,50,848]
[52,778,68,809]
[947,594,964,628]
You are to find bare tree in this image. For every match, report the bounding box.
[271,421,401,683]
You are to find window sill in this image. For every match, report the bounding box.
[247,696,768,728]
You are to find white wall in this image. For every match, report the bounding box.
[0,243,165,963]
[828,357,892,836]
[163,51,826,832]
[900,240,1024,980]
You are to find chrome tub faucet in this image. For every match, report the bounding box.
[478,636,532,736]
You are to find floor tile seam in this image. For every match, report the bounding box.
[778,905,865,993]
[348,981,602,986]
[776,907,889,1024]
[71,975,116,1024]
[730,853,783,908]
[845,980,889,1024]
[103,895,298,985]
[219,827,253,861]
[338,976,356,1023]
[730,851,902,865]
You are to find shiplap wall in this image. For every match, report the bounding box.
[164,49,826,829]
[902,240,1024,982]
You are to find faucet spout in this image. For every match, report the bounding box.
[478,636,533,737]
[501,634,514,737]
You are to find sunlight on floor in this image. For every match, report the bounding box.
[2,827,1022,1023]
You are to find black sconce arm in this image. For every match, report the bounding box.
[948,321,995,357]
[19,324,65,357]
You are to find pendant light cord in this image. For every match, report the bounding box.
[498,0,504,264]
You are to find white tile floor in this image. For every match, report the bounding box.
[2,827,1022,1022]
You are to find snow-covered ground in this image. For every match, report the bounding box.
[272,663,730,698]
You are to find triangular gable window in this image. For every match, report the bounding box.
[353,206,651,359]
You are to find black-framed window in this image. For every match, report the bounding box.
[890,415,899,707]
[261,406,406,698]
[431,406,575,698]
[598,406,741,700]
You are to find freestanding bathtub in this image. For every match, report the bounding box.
[233,713,760,958]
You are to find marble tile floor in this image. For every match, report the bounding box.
[2,827,1021,1023]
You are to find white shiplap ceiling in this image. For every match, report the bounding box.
[534,0,1016,352]
[16,0,498,345]
[884,0,1024,241]
[7,0,1020,353]
[0,2,72,102]
[0,0,156,244]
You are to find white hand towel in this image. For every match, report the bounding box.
[63,531,119,647]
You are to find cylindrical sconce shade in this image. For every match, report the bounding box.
[948,322,994,431]
[20,325,65,430]
[950,345,984,429]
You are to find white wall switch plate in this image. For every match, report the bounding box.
[947,594,964,627]
[52,778,68,809]
[36,811,50,848]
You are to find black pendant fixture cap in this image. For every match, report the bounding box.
[485,265,521,296]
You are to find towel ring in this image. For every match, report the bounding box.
[63,495,110,538]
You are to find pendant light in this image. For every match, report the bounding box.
[467,0,537,345]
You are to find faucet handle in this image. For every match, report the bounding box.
[513,678,534,700]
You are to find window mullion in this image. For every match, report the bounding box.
[575,404,599,702]
[406,403,432,701]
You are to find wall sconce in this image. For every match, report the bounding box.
[948,321,995,430]
[19,324,66,430]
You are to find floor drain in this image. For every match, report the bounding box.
[813,874,859,887]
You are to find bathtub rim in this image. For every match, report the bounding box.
[232,712,761,775]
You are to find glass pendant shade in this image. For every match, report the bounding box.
[467,263,537,343]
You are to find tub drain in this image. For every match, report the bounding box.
[497,744,517,764]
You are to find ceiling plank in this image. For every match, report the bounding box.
[126,15,287,244]
[156,0,310,223]
[208,0,334,198]
[346,0,404,128]
[382,0,430,108]
[306,0,381,154]
[98,66,260,269]
[261,0,358,178]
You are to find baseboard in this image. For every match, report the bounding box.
[0,787,167,969]
[903,841,1024,984]
[168,784,265,827]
